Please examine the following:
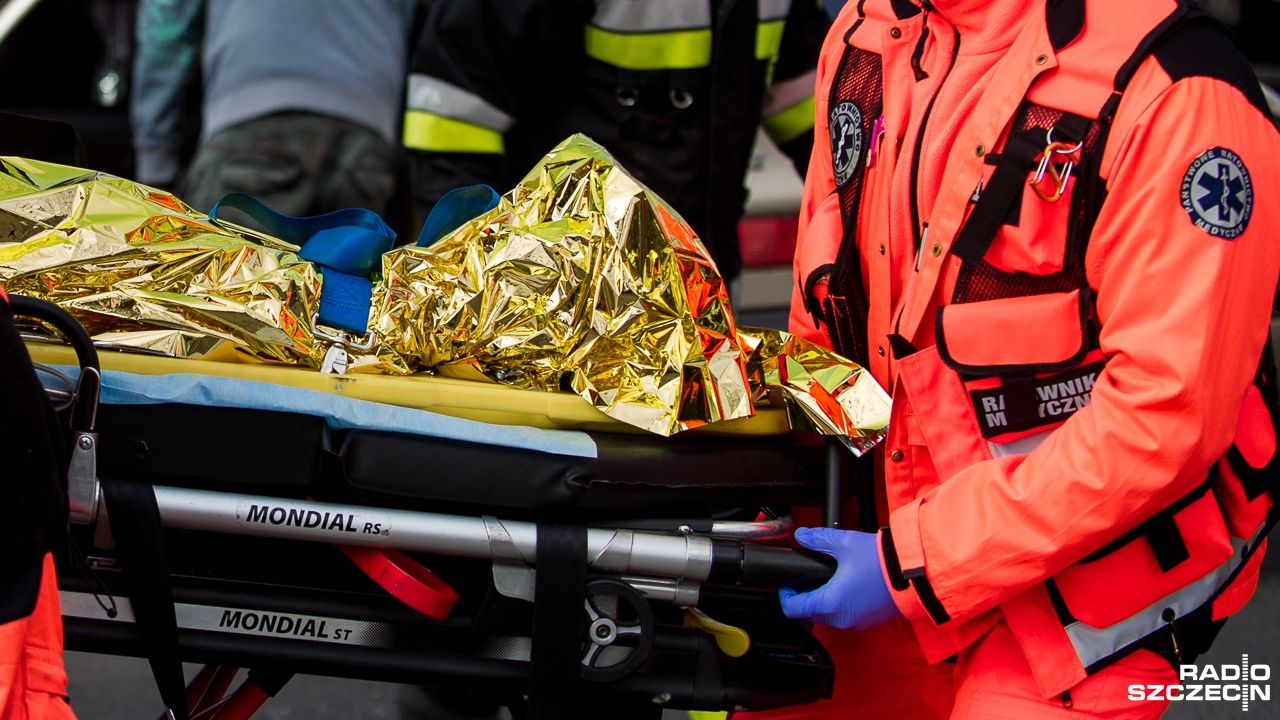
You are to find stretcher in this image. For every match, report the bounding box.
[15,296,849,719]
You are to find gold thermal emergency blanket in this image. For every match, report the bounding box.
[0,137,888,449]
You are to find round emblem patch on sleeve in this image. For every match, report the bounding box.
[829,101,864,187]
[1180,147,1253,239]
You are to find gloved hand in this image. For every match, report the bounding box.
[779,527,902,630]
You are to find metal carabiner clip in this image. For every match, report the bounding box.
[312,313,376,375]
[1030,128,1083,203]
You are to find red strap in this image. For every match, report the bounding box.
[336,545,459,620]
[203,680,269,720]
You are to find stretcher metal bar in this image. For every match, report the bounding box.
[147,486,716,582]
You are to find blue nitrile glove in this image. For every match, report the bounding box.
[779,527,902,630]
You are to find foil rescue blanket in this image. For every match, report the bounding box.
[0,136,889,448]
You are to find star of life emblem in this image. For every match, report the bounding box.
[830,101,864,187]
[1181,147,1253,239]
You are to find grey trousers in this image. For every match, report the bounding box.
[179,111,398,222]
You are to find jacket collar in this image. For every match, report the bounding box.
[910,0,1057,56]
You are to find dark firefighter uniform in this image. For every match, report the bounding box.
[402,0,828,284]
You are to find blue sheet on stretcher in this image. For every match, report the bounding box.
[48,365,598,459]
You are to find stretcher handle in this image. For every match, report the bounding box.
[9,294,100,432]
[726,544,837,587]
[8,294,99,373]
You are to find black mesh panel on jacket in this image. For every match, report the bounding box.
[822,43,883,366]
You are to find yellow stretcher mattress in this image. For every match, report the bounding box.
[26,342,793,436]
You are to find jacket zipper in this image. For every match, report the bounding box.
[892,5,960,352]
[907,16,960,267]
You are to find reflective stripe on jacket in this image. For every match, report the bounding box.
[403,0,827,282]
[794,0,1280,698]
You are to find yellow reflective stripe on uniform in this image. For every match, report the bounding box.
[402,110,504,154]
[755,19,786,61]
[762,95,815,145]
[584,25,712,70]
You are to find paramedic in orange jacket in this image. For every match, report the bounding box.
[740,0,1280,718]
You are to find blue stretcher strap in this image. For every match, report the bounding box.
[210,193,395,335]
[416,184,501,247]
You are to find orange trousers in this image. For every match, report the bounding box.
[0,554,76,720]
[734,619,1176,720]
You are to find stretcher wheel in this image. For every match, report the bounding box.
[580,578,654,682]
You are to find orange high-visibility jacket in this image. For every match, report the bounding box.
[791,0,1280,698]
[0,555,75,720]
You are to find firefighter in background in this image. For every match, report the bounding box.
[402,0,828,293]
[738,0,1280,718]
[130,0,415,222]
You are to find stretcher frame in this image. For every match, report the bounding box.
[16,296,847,718]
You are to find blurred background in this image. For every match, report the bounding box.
[3,0,1279,717]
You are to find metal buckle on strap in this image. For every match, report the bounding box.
[311,314,376,375]
[1030,128,1083,203]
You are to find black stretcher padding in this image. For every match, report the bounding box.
[90,401,825,510]
[340,429,825,512]
[96,404,329,492]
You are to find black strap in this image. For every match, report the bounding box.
[246,668,294,697]
[887,333,918,360]
[1227,334,1280,501]
[1145,513,1191,573]
[950,113,1091,267]
[100,477,189,720]
[879,526,909,591]
[948,132,1044,266]
[527,522,588,720]
[902,567,951,624]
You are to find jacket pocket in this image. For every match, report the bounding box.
[1210,382,1276,619]
[960,133,1079,275]
[894,344,991,484]
[1053,483,1233,629]
[934,290,1102,448]
[936,289,1092,378]
[984,171,1075,275]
